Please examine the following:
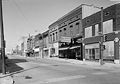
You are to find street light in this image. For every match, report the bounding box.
[82,4,104,65]
[0,0,6,74]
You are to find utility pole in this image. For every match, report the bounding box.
[82,4,104,65]
[99,7,104,65]
[0,0,6,74]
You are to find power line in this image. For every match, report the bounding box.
[11,0,38,29]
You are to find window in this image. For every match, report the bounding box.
[56,32,58,41]
[85,26,92,38]
[85,43,99,60]
[103,41,114,59]
[64,28,66,31]
[76,23,80,35]
[50,34,52,43]
[105,12,110,16]
[53,33,55,42]
[103,19,113,34]
[59,30,62,32]
[95,24,99,36]
[70,25,73,28]
[86,20,90,23]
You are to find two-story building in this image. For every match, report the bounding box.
[34,33,42,57]
[83,3,120,64]
[48,4,99,59]
[26,35,34,57]
[42,30,50,58]
[20,37,28,57]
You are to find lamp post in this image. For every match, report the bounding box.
[0,0,6,74]
[82,4,104,65]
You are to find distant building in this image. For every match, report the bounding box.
[34,33,42,57]
[33,30,50,58]
[42,30,50,58]
[20,37,28,57]
[26,35,34,57]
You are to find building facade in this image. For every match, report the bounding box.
[26,35,34,57]
[20,37,28,57]
[48,4,99,59]
[42,30,50,58]
[83,3,120,64]
[34,33,42,57]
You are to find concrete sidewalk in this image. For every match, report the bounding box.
[16,55,120,70]
[47,57,120,70]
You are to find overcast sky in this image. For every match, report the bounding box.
[2,0,117,52]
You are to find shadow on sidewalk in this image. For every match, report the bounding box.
[0,58,28,73]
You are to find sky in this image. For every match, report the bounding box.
[1,0,118,52]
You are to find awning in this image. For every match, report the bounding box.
[34,48,39,52]
[43,48,49,50]
[69,46,80,49]
[85,43,99,49]
[59,47,69,50]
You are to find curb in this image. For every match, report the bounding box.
[0,74,14,84]
[47,58,120,69]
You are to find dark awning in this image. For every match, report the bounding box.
[69,46,80,49]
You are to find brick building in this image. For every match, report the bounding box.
[20,37,27,57]
[34,33,42,57]
[83,3,120,64]
[42,30,50,58]
[48,4,99,59]
[26,35,34,57]
[33,30,49,58]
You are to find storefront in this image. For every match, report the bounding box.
[103,41,114,61]
[43,48,49,58]
[34,47,39,57]
[85,43,99,61]
[84,41,114,62]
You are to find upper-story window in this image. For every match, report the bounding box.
[49,34,52,43]
[70,25,73,37]
[70,25,73,28]
[76,23,80,35]
[64,28,66,31]
[56,32,58,41]
[53,33,55,42]
[85,26,92,38]
[59,30,62,32]
[95,24,99,36]
[103,19,113,34]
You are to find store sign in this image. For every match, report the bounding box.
[60,36,71,42]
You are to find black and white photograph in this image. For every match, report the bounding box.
[1,0,120,84]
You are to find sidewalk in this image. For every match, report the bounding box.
[17,55,120,70]
[47,57,120,70]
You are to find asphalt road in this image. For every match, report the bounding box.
[7,55,120,84]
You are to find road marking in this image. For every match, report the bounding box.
[38,75,86,83]
[92,72,108,75]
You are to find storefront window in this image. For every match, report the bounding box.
[85,43,99,60]
[103,41,114,60]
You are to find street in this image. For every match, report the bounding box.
[5,55,120,84]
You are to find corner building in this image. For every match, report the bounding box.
[83,3,120,64]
